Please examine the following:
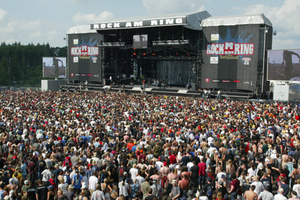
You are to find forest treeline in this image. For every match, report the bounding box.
[0,42,67,86]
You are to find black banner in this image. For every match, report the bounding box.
[68,33,103,83]
[202,24,260,91]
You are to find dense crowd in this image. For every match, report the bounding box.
[0,90,300,200]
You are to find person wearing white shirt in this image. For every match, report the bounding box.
[247,164,257,178]
[251,176,264,196]
[292,179,300,197]
[129,164,139,181]
[89,172,99,191]
[274,188,287,200]
[155,158,163,171]
[187,161,194,172]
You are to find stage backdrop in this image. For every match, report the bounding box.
[202,25,260,91]
[68,33,103,83]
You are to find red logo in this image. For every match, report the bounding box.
[71,73,74,77]
[205,78,210,83]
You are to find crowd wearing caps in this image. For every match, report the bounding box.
[0,91,300,200]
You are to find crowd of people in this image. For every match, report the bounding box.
[0,90,300,200]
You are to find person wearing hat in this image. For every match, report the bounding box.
[91,184,105,200]
[251,176,264,196]
[80,182,91,200]
[64,185,75,200]
[257,186,273,200]
[169,180,181,200]
[47,185,55,200]
[149,178,163,199]
[202,177,214,200]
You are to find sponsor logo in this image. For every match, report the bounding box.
[211,34,219,41]
[92,57,97,63]
[75,74,80,76]
[81,74,86,76]
[244,81,250,84]
[222,80,230,83]
[243,57,251,65]
[73,39,78,45]
[212,80,219,83]
[73,57,78,63]
[233,80,241,83]
[87,74,92,77]
[206,42,254,55]
[210,56,219,64]
[71,73,74,77]
[205,78,210,83]
[93,74,100,78]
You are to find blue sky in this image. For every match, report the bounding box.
[0,0,299,49]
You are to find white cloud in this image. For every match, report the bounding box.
[21,19,41,31]
[0,8,7,21]
[31,31,41,38]
[47,30,58,40]
[142,0,206,15]
[242,0,300,49]
[72,11,114,25]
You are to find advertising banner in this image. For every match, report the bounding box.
[43,57,66,78]
[202,24,260,91]
[267,49,300,81]
[68,33,103,83]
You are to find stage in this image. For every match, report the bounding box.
[60,83,255,99]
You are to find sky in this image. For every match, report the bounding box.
[0,0,300,49]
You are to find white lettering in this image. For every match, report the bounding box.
[176,18,183,24]
[234,44,240,55]
[114,23,120,28]
[159,20,164,25]
[218,43,224,54]
[100,24,106,29]
[125,22,132,27]
[151,20,158,25]
[134,21,143,27]
[249,44,254,54]
[107,23,112,28]
[93,24,99,29]
[207,44,211,54]
[165,19,174,25]
[225,42,233,50]
[71,47,81,56]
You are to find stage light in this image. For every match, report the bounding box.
[152,53,155,56]
[176,53,178,56]
[143,53,146,56]
[133,52,136,56]
[187,53,190,56]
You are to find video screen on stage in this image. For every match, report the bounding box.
[43,57,66,78]
[201,24,261,91]
[68,33,103,83]
[133,34,148,49]
[267,49,300,81]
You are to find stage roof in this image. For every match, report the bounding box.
[201,13,272,27]
[67,11,211,34]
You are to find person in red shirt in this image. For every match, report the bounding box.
[127,140,134,152]
[198,158,206,189]
[169,151,176,165]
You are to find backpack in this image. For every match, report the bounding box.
[100,172,106,183]
[207,185,213,197]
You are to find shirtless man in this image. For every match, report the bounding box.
[178,174,189,193]
[244,185,258,200]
